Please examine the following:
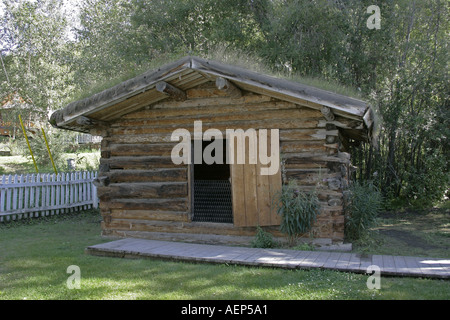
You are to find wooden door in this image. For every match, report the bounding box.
[229,129,282,227]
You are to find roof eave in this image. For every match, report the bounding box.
[50,56,193,129]
[50,56,371,140]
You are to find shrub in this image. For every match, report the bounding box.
[344,181,383,241]
[251,226,276,248]
[272,180,320,246]
[402,151,449,208]
[15,128,78,169]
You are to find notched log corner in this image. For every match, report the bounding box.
[93,176,110,187]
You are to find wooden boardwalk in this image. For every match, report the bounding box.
[86,238,450,279]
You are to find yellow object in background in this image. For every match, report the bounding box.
[18,114,39,174]
[42,127,58,175]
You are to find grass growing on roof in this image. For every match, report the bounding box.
[64,49,364,109]
[63,52,189,106]
[207,46,364,99]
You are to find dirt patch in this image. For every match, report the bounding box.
[378,229,440,250]
[356,208,450,258]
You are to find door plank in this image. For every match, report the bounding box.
[230,133,246,227]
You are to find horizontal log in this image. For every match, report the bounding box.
[284,186,343,200]
[102,217,340,239]
[102,227,341,242]
[318,118,363,130]
[114,107,321,128]
[284,162,329,170]
[105,134,175,144]
[284,170,341,184]
[107,143,176,157]
[282,167,331,173]
[103,219,258,236]
[280,129,338,141]
[99,198,188,212]
[100,156,180,170]
[97,182,188,200]
[106,169,187,183]
[110,118,321,135]
[324,143,339,149]
[186,86,228,99]
[283,153,350,165]
[148,92,274,110]
[120,101,301,121]
[280,141,327,153]
[99,230,259,245]
[106,129,336,145]
[110,209,189,222]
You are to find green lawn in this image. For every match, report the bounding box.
[0,210,449,300]
[0,152,100,175]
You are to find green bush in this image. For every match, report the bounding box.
[251,226,276,248]
[344,181,383,241]
[15,129,77,166]
[402,151,449,208]
[272,180,320,245]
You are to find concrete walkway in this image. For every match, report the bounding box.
[86,238,450,279]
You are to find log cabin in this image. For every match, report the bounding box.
[50,56,374,245]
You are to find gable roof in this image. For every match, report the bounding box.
[50,56,374,141]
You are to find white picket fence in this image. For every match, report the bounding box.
[0,171,98,222]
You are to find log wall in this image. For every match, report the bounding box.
[98,81,351,242]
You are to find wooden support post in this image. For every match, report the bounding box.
[156,81,187,101]
[215,77,242,98]
[321,106,335,121]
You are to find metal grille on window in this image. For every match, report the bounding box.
[192,180,233,223]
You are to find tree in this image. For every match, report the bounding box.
[0,0,75,118]
[350,0,449,206]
